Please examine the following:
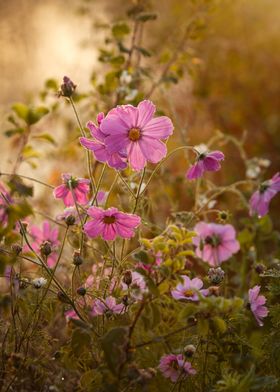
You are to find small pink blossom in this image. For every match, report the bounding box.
[65,309,79,322]
[100,100,174,171]
[24,220,60,268]
[186,150,224,180]
[53,173,90,207]
[85,263,114,291]
[84,206,141,241]
[91,296,125,316]
[80,114,127,170]
[248,285,269,327]
[137,251,163,273]
[56,207,82,224]
[193,222,240,267]
[249,173,280,217]
[158,354,196,383]
[171,276,208,301]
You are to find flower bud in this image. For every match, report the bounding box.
[57,291,72,304]
[65,214,76,226]
[208,267,225,285]
[40,241,52,257]
[184,344,196,358]
[32,277,47,289]
[255,263,265,274]
[208,286,220,296]
[122,270,132,286]
[11,244,22,255]
[122,295,129,306]
[19,278,29,290]
[73,250,83,266]
[59,76,76,98]
[187,316,197,325]
[76,287,86,296]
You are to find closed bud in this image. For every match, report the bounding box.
[208,286,220,296]
[187,315,197,325]
[208,267,225,285]
[59,76,76,98]
[73,250,83,266]
[40,241,52,257]
[76,287,86,296]
[11,244,22,255]
[65,214,76,226]
[122,294,129,306]
[57,291,72,304]
[184,344,196,357]
[255,263,265,274]
[19,278,29,290]
[122,270,132,286]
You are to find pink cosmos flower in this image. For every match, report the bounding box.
[84,206,141,241]
[65,309,79,322]
[193,222,240,267]
[85,263,115,291]
[248,285,269,327]
[53,173,90,207]
[158,354,196,383]
[80,114,127,170]
[186,150,224,180]
[249,173,280,217]
[122,271,148,300]
[24,220,60,268]
[100,100,174,171]
[171,276,208,301]
[91,296,125,316]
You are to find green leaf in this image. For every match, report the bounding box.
[110,55,125,66]
[112,23,130,39]
[71,328,92,357]
[12,103,29,122]
[27,106,49,125]
[135,13,157,22]
[22,145,40,159]
[212,316,227,334]
[45,78,58,90]
[4,128,24,138]
[135,46,152,57]
[133,250,151,264]
[101,327,129,375]
[32,133,56,145]
[8,177,33,197]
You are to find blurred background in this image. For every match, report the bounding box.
[0,0,280,225]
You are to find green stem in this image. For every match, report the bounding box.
[0,172,54,189]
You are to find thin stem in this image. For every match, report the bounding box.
[0,172,54,189]
[69,96,96,192]
[141,146,197,196]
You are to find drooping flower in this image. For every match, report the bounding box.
[80,115,127,170]
[53,173,90,207]
[171,276,208,301]
[56,207,82,225]
[121,271,148,300]
[84,206,141,241]
[193,222,240,267]
[24,221,60,268]
[100,100,174,171]
[158,354,196,383]
[91,296,125,316]
[249,173,280,217]
[186,150,224,180]
[248,285,269,327]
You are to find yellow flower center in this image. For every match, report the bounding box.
[184,289,194,297]
[128,127,141,141]
[103,216,116,224]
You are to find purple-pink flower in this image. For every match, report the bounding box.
[84,207,141,241]
[249,172,280,217]
[193,222,240,267]
[99,100,173,171]
[186,150,224,180]
[122,271,148,300]
[24,220,60,268]
[80,114,127,170]
[158,354,196,383]
[91,296,125,316]
[248,285,269,327]
[171,276,208,301]
[53,173,90,207]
